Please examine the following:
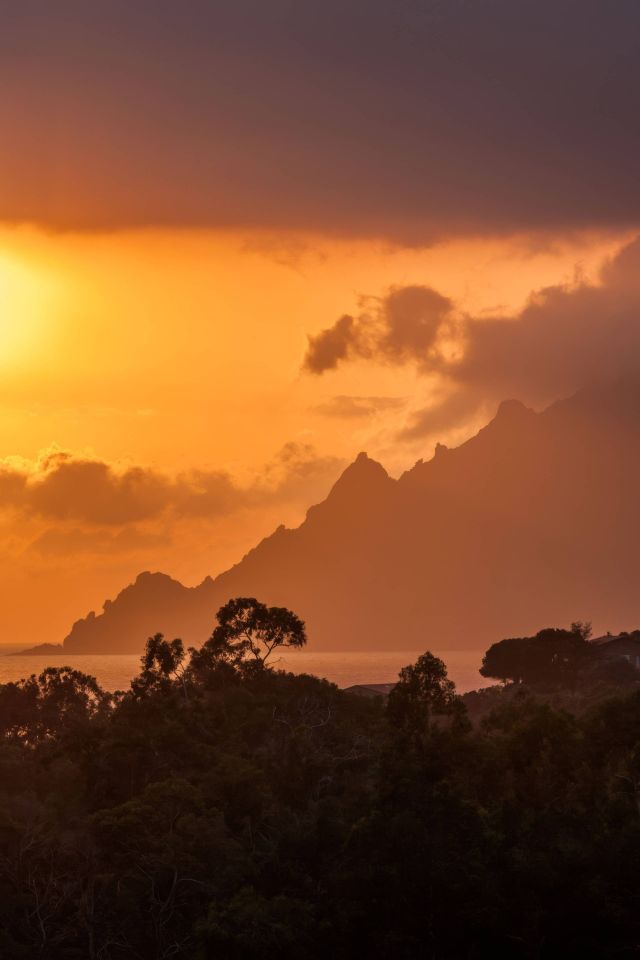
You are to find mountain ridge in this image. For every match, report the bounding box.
[48,377,640,655]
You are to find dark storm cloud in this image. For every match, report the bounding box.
[2,0,640,239]
[307,236,640,435]
[304,286,454,373]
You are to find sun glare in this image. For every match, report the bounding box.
[0,249,57,364]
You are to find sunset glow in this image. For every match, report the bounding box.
[4,4,640,953]
[0,247,58,365]
[0,223,628,647]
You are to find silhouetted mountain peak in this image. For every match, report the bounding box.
[55,378,640,655]
[354,450,384,471]
[134,571,179,587]
[493,398,534,423]
[325,452,392,501]
[464,398,538,455]
[127,571,186,600]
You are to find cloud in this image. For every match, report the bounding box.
[0,442,344,528]
[31,525,169,557]
[26,452,175,524]
[450,237,640,407]
[304,285,454,373]
[304,315,359,374]
[2,2,640,240]
[308,235,640,436]
[398,392,482,441]
[257,442,346,505]
[314,395,405,419]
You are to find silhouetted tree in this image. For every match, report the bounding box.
[3,616,640,958]
[197,597,307,673]
[480,625,595,687]
[131,634,188,699]
[571,619,593,642]
[0,666,109,742]
[387,651,465,738]
[479,636,529,685]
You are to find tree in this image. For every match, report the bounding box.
[4,614,640,957]
[0,666,109,742]
[387,651,464,737]
[197,598,307,673]
[479,636,530,685]
[480,625,595,687]
[131,634,188,699]
[571,620,592,642]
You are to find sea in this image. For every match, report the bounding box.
[0,647,487,694]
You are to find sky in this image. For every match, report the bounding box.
[0,1,639,645]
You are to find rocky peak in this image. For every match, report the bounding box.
[326,452,391,499]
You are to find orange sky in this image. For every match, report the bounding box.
[0,224,631,646]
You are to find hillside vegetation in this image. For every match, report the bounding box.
[2,602,640,958]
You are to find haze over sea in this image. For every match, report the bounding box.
[0,647,485,694]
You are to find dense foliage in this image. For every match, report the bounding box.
[1,604,640,958]
[480,621,597,686]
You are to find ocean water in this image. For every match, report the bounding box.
[0,647,486,694]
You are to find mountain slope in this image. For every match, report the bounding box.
[62,379,640,654]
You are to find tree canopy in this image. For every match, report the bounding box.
[189,597,307,679]
[480,623,594,686]
[1,605,640,958]
[387,651,464,739]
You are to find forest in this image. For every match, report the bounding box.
[1,600,640,959]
